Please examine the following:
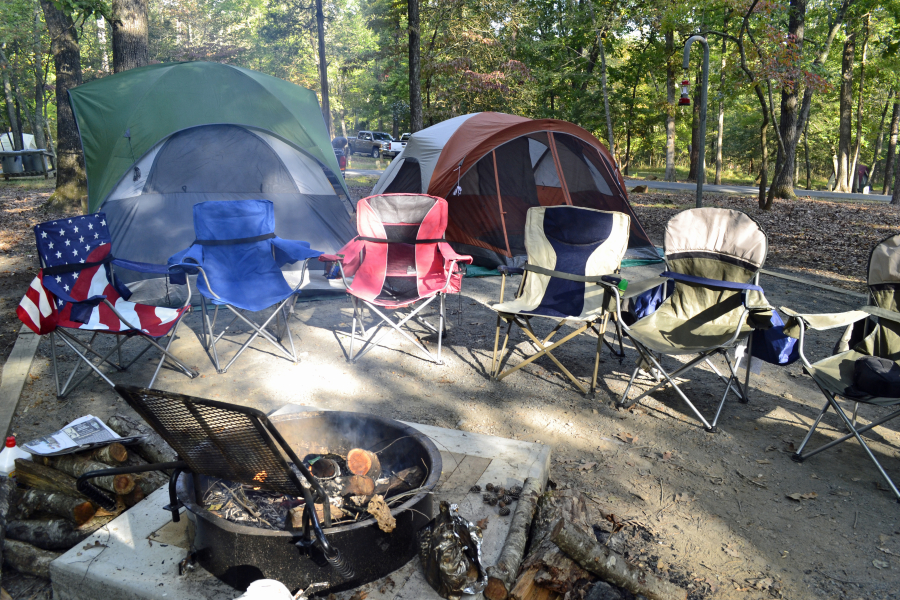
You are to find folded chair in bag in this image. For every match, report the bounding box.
[169,200,321,373]
[782,233,900,501]
[20,214,197,398]
[319,194,472,364]
[617,208,773,431]
[489,206,630,396]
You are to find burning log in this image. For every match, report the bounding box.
[106,415,178,466]
[14,488,96,526]
[321,475,376,498]
[484,477,542,600]
[509,489,594,599]
[6,518,91,551]
[83,443,128,465]
[550,519,687,600]
[40,455,135,496]
[14,459,91,501]
[2,539,60,579]
[289,504,346,528]
[373,466,424,497]
[347,448,381,479]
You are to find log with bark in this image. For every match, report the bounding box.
[6,518,91,551]
[106,414,177,466]
[0,477,11,590]
[484,477,543,600]
[347,448,381,479]
[14,459,90,501]
[120,486,145,508]
[84,442,128,465]
[118,452,168,496]
[509,489,595,600]
[320,475,375,497]
[14,488,96,526]
[41,454,135,495]
[373,466,423,496]
[2,539,60,579]
[551,519,686,600]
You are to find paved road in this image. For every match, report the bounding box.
[623,178,891,203]
[344,169,386,177]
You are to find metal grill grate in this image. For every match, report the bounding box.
[115,385,306,496]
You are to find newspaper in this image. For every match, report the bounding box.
[22,415,143,456]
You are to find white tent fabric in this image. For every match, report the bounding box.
[0,132,37,151]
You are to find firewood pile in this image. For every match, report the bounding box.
[483,481,688,600]
[0,414,174,583]
[201,447,426,534]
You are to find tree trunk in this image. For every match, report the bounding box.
[315,0,333,138]
[14,459,90,501]
[31,6,47,150]
[871,90,893,184]
[110,0,149,73]
[754,84,770,209]
[0,46,23,151]
[40,0,86,208]
[884,97,900,194]
[623,82,637,175]
[849,14,869,192]
[804,120,811,190]
[599,32,614,163]
[97,17,110,73]
[715,11,728,185]
[893,144,900,205]
[14,488,96,526]
[6,519,91,551]
[408,0,422,133]
[2,539,60,579]
[687,70,701,182]
[835,31,855,193]
[665,30,676,181]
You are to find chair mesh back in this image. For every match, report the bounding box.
[115,386,304,496]
[868,234,900,311]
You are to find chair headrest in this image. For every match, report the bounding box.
[33,214,111,268]
[869,233,900,288]
[665,207,767,271]
[192,199,274,241]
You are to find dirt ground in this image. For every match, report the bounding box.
[2,179,900,600]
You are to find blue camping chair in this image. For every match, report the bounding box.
[169,200,322,373]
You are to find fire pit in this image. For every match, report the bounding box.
[176,410,442,593]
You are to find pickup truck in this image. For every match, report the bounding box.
[349,131,394,158]
[383,133,410,159]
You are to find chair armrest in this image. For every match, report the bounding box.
[497,265,525,275]
[780,306,870,339]
[661,271,763,293]
[318,253,342,262]
[272,238,321,267]
[112,258,183,275]
[41,275,105,306]
[437,243,473,265]
[862,305,900,324]
[621,276,669,300]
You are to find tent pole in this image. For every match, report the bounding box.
[548,132,573,206]
[491,150,512,257]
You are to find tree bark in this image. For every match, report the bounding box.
[117,452,168,496]
[804,120,811,190]
[884,97,900,194]
[849,14,869,192]
[14,488,96,526]
[715,11,728,185]
[314,0,333,138]
[835,31,855,193]
[106,414,178,466]
[6,518,91,551]
[893,144,900,205]
[623,82,637,175]
[39,0,86,208]
[871,90,893,184]
[599,32,615,163]
[665,30,676,181]
[687,69,701,182]
[769,0,806,199]
[97,17,110,73]
[754,83,770,208]
[484,477,542,600]
[14,459,90,501]
[408,0,422,133]
[0,46,23,150]
[0,477,11,589]
[110,0,149,73]
[550,519,687,600]
[2,539,60,579]
[41,455,135,496]
[84,443,128,466]
[32,5,47,150]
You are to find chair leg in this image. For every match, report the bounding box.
[437,294,445,364]
[591,323,604,397]
[50,330,61,398]
[742,335,754,403]
[491,315,502,378]
[201,302,221,373]
[349,297,359,362]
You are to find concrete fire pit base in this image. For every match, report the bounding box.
[50,405,550,600]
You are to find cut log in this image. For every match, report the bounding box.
[120,453,168,496]
[321,475,375,497]
[2,539,60,579]
[373,466,424,496]
[120,486,145,508]
[106,414,177,466]
[15,488,96,526]
[551,518,687,600]
[41,455,135,496]
[83,442,128,465]
[0,476,12,590]
[509,490,594,600]
[346,448,381,479]
[485,477,543,600]
[14,459,90,501]
[6,518,91,551]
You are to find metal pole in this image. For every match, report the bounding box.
[683,35,710,208]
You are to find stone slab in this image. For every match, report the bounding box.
[0,324,41,438]
[50,408,550,600]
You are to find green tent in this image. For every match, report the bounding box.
[67,62,356,300]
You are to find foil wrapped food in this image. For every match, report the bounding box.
[417,501,487,600]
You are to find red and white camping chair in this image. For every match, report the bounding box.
[319,194,472,364]
[18,214,198,399]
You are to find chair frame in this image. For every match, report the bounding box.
[490,265,627,396]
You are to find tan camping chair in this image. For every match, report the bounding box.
[782,234,900,502]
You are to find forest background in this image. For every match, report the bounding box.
[1,0,900,209]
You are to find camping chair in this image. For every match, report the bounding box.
[617,208,773,432]
[27,214,197,399]
[782,233,900,501]
[489,206,630,396]
[75,385,354,578]
[319,193,472,364]
[168,200,321,373]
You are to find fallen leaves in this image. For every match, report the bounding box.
[786,492,818,501]
[476,517,489,530]
[873,559,890,570]
[615,432,638,444]
[722,544,741,558]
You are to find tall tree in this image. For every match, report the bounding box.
[315,0,333,138]
[871,89,894,183]
[110,0,148,72]
[39,0,85,207]
[849,12,869,192]
[834,30,855,193]
[714,11,728,185]
[0,44,22,150]
[408,0,422,132]
[884,96,900,194]
[664,29,676,181]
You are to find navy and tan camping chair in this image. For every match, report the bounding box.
[489,206,630,396]
[616,208,774,431]
[168,200,322,373]
[782,234,900,502]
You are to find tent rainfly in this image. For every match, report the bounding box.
[68,61,356,299]
[372,112,657,266]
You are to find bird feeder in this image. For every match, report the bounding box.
[679,80,691,105]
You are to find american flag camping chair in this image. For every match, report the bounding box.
[25,214,197,398]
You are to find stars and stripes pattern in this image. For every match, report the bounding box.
[17,271,58,335]
[23,214,187,337]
